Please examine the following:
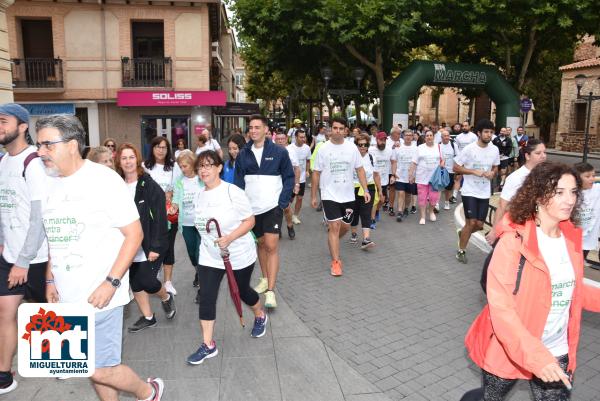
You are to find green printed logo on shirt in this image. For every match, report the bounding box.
[43,216,86,247]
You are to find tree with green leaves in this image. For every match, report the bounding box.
[431,0,600,90]
[230,0,436,124]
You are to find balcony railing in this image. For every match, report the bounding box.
[11,58,64,89]
[121,57,172,87]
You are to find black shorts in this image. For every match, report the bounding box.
[0,254,47,301]
[499,159,510,170]
[322,200,355,224]
[291,182,306,199]
[394,181,417,195]
[462,196,490,221]
[253,206,283,238]
[445,173,455,191]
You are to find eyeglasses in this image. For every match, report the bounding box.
[197,163,216,170]
[105,144,115,149]
[35,139,70,150]
[356,143,369,148]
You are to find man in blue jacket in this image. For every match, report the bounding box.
[234,114,295,308]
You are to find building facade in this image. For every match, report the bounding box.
[7,0,243,155]
[556,35,600,153]
[0,0,13,103]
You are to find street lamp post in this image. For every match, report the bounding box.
[575,74,600,163]
[321,66,365,119]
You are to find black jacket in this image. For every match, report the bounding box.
[134,173,168,257]
[492,135,513,158]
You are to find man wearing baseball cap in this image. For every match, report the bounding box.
[0,103,49,394]
[287,118,303,143]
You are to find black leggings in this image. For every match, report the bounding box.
[197,263,259,321]
[482,354,570,401]
[351,184,375,228]
[129,260,163,294]
[163,222,178,265]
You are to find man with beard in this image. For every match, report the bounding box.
[369,132,393,227]
[385,127,402,214]
[450,123,462,140]
[0,104,48,395]
[455,121,478,151]
[453,119,500,264]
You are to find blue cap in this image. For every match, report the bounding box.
[0,103,30,124]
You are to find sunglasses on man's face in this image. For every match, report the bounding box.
[356,143,369,148]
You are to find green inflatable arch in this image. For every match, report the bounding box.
[382,60,520,133]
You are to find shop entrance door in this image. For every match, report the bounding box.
[141,115,190,158]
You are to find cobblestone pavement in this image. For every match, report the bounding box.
[275,197,600,401]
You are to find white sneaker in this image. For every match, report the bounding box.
[444,201,450,210]
[429,212,437,222]
[164,281,177,295]
[253,277,268,294]
[419,218,426,225]
[292,215,301,225]
[264,290,277,308]
[0,378,17,394]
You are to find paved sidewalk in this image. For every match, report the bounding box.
[546,148,600,160]
[7,238,390,401]
[275,201,600,401]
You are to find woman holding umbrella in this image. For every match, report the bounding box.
[187,150,267,365]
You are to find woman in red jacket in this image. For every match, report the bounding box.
[464,162,600,401]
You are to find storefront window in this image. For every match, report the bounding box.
[140,115,190,158]
[75,107,90,145]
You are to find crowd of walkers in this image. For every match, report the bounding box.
[1,101,600,401]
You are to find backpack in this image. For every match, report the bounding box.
[480,233,526,295]
[0,152,40,181]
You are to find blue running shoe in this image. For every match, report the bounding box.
[370,220,376,230]
[251,313,268,338]
[186,342,218,365]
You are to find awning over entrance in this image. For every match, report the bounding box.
[117,90,227,107]
[213,102,260,116]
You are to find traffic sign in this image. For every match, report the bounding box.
[520,98,532,113]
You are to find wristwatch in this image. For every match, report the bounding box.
[106,276,121,288]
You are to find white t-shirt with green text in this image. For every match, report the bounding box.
[454,142,500,199]
[314,141,362,203]
[0,146,49,264]
[439,141,458,173]
[43,161,139,311]
[369,146,393,186]
[353,153,375,185]
[194,182,257,269]
[181,176,203,227]
[580,184,600,250]
[412,144,440,185]
[290,143,311,183]
[537,228,575,357]
[391,145,417,183]
[143,162,181,193]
